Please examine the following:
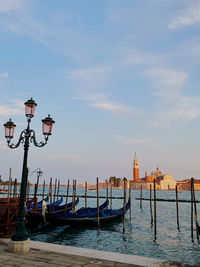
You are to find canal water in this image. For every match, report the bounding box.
[29,187,200,266]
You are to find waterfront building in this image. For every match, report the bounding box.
[176,179,200,191]
[130,153,177,190]
[133,152,139,181]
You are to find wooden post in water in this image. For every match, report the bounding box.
[33,183,37,212]
[65,179,70,212]
[25,167,29,199]
[129,183,131,221]
[97,177,100,229]
[191,178,194,241]
[85,181,87,208]
[9,168,12,198]
[49,177,52,211]
[175,184,180,232]
[13,178,17,198]
[150,184,153,226]
[27,181,30,199]
[106,179,108,208]
[192,178,199,241]
[42,180,45,200]
[72,180,75,214]
[140,185,142,210]
[35,171,40,199]
[123,179,127,234]
[71,179,74,213]
[74,179,77,212]
[10,178,12,199]
[110,183,112,209]
[57,180,60,202]
[8,168,12,199]
[26,180,29,199]
[153,179,157,240]
[53,178,57,211]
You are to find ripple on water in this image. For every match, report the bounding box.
[30,188,200,266]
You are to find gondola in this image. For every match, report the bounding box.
[50,196,80,213]
[26,197,78,227]
[45,199,130,227]
[47,199,108,219]
[27,195,49,210]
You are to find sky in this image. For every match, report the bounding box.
[0,0,200,184]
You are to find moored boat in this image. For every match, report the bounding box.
[45,199,131,227]
[26,197,79,227]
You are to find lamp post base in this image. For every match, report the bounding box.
[8,240,30,253]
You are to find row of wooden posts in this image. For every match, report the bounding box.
[3,171,131,233]
[139,177,200,241]
[3,169,200,240]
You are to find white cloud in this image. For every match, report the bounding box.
[145,68,188,99]
[8,98,24,108]
[70,67,137,116]
[117,136,151,144]
[73,92,138,116]
[109,8,135,23]
[0,0,25,14]
[168,4,200,29]
[0,141,9,151]
[122,49,159,67]
[0,98,24,116]
[48,153,81,161]
[0,7,94,62]
[145,67,200,126]
[156,96,200,123]
[69,66,112,91]
[0,72,8,77]
[0,105,23,116]
[91,101,131,114]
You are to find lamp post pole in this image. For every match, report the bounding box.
[12,125,30,240]
[4,98,55,242]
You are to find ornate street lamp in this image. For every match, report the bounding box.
[4,98,55,241]
[37,169,43,178]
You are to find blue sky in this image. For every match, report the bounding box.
[0,0,200,184]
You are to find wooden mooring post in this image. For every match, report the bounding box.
[150,184,153,226]
[191,178,194,241]
[33,183,37,212]
[53,179,57,211]
[13,178,17,198]
[129,183,131,220]
[49,177,52,211]
[74,179,77,212]
[140,185,142,210]
[97,177,100,229]
[85,181,87,208]
[8,168,12,199]
[65,179,70,212]
[57,180,60,202]
[192,178,200,241]
[26,181,30,199]
[72,179,76,214]
[42,180,45,201]
[175,184,180,232]
[153,179,157,241]
[123,179,127,234]
[106,179,108,208]
[110,183,112,209]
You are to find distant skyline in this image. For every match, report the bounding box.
[0,0,200,184]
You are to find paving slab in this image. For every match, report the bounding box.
[0,239,197,267]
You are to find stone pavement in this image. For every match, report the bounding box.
[0,240,197,267]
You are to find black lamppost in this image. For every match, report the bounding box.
[3,98,55,241]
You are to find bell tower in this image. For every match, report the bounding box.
[133,152,139,181]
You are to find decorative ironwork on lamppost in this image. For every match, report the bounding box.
[3,98,55,241]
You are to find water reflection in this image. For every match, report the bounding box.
[29,187,200,265]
